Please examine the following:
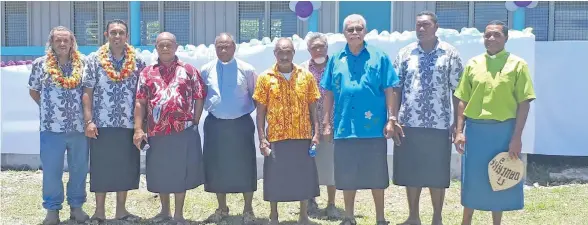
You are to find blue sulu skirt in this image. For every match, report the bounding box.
[461,118,524,211]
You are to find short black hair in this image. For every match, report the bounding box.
[416,11,438,24]
[105,19,128,32]
[487,20,508,37]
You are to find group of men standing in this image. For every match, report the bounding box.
[29,10,534,225]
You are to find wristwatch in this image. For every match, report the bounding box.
[85,120,93,125]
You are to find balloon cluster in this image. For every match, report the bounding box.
[505,1,538,11]
[289,1,321,21]
[1,60,33,67]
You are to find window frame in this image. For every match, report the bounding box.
[551,1,588,41]
[433,1,588,41]
[236,1,303,43]
[433,1,514,34]
[162,1,193,45]
[1,1,31,46]
[139,1,163,46]
[70,2,131,46]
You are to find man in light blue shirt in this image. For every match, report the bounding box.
[321,14,402,225]
[200,33,258,224]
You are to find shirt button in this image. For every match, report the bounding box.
[352,106,355,110]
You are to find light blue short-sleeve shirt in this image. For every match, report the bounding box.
[320,41,399,139]
[200,58,257,119]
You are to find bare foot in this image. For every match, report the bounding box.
[298,216,311,225]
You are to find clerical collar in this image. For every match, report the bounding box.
[218,58,235,65]
[485,49,508,59]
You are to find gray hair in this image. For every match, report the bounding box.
[343,14,367,31]
[45,26,78,55]
[274,37,294,50]
[214,32,236,45]
[306,32,327,47]
[416,11,438,24]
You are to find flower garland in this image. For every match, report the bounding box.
[98,43,136,82]
[45,50,83,89]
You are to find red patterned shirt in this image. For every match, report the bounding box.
[136,58,206,136]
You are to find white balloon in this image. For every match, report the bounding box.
[527,1,539,8]
[289,1,298,12]
[298,16,309,21]
[311,1,321,10]
[505,1,519,12]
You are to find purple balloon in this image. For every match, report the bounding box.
[514,1,532,7]
[295,1,313,18]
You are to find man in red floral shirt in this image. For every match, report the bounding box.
[133,32,205,225]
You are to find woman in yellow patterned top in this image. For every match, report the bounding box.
[252,38,321,225]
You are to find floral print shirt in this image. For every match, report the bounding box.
[394,41,464,129]
[300,57,334,135]
[28,56,85,133]
[82,50,146,128]
[252,64,321,142]
[136,57,206,137]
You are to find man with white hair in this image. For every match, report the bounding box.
[28,26,90,225]
[300,32,339,218]
[321,14,401,225]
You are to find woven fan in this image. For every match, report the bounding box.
[488,152,525,191]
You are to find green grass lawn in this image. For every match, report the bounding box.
[1,170,587,225]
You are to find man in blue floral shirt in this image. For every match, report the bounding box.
[81,19,146,223]
[28,26,90,225]
[392,11,464,225]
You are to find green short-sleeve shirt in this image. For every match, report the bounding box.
[454,50,536,121]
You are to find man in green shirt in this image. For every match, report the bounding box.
[453,20,536,225]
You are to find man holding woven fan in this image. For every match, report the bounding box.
[81,19,146,223]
